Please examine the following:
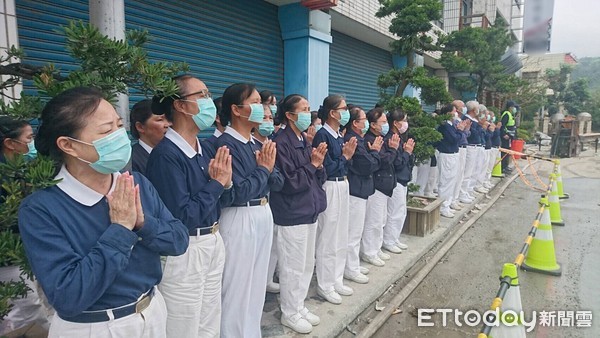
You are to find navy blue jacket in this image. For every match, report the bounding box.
[393,136,414,187]
[365,131,397,197]
[216,129,284,206]
[344,129,380,199]
[312,124,348,178]
[131,143,150,176]
[484,127,493,149]
[18,171,188,318]
[146,136,234,232]
[453,118,470,146]
[436,121,461,154]
[492,128,501,147]
[270,126,327,226]
[464,115,483,145]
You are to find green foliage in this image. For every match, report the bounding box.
[571,57,600,91]
[438,17,515,100]
[376,0,449,165]
[517,120,535,142]
[0,155,58,318]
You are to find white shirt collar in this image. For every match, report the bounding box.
[165,127,202,158]
[224,126,255,144]
[56,165,119,207]
[213,129,223,137]
[138,139,153,154]
[324,122,341,138]
[466,114,478,123]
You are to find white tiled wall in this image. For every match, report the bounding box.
[332,0,443,59]
[1,0,22,104]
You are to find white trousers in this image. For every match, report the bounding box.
[415,162,431,195]
[220,205,273,338]
[345,196,367,277]
[49,288,167,338]
[485,148,498,184]
[383,184,408,247]
[277,222,317,318]
[460,146,478,199]
[267,225,278,285]
[159,232,225,338]
[453,147,467,200]
[316,180,349,292]
[361,190,388,257]
[425,151,439,195]
[437,152,459,213]
[474,147,488,189]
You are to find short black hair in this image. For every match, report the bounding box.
[220,83,256,126]
[387,107,406,123]
[440,104,454,115]
[0,116,30,152]
[36,87,104,166]
[366,107,385,124]
[278,94,306,124]
[317,94,345,122]
[129,99,153,139]
[260,90,274,104]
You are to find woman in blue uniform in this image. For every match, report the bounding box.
[312,94,357,305]
[129,99,170,175]
[217,83,284,338]
[18,87,189,338]
[384,109,415,251]
[361,108,400,267]
[146,74,234,338]
[270,94,327,333]
[343,106,382,285]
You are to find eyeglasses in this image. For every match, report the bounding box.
[180,89,211,99]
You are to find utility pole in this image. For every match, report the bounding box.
[88,0,130,129]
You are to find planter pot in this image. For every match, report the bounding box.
[402,195,443,237]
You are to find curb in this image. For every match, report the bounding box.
[347,165,529,338]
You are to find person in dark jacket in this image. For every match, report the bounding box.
[473,105,491,194]
[342,106,382,285]
[383,108,415,253]
[312,94,357,305]
[435,104,464,218]
[459,100,482,203]
[270,94,327,334]
[360,108,400,267]
[129,99,170,175]
[500,100,517,173]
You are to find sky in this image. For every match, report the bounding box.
[550,0,600,58]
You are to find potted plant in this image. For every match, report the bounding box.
[401,183,443,237]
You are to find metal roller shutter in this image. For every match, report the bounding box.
[329,30,392,109]
[16,0,284,117]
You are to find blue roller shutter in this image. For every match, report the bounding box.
[329,30,393,109]
[16,0,284,132]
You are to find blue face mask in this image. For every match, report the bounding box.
[361,120,370,134]
[270,105,277,115]
[315,124,323,132]
[183,98,217,131]
[492,116,496,123]
[380,122,390,136]
[14,139,37,159]
[71,128,132,174]
[462,107,467,115]
[339,110,350,126]
[258,121,274,136]
[293,112,312,132]
[241,103,265,124]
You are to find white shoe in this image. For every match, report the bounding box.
[266,282,280,294]
[299,307,320,326]
[450,202,462,210]
[459,197,474,204]
[361,253,385,267]
[441,209,455,218]
[475,186,489,193]
[484,182,494,189]
[475,203,486,210]
[335,283,354,296]
[470,208,480,214]
[317,288,342,304]
[282,313,313,334]
[395,241,408,250]
[383,244,402,254]
[378,250,391,261]
[344,272,369,284]
[360,266,370,275]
